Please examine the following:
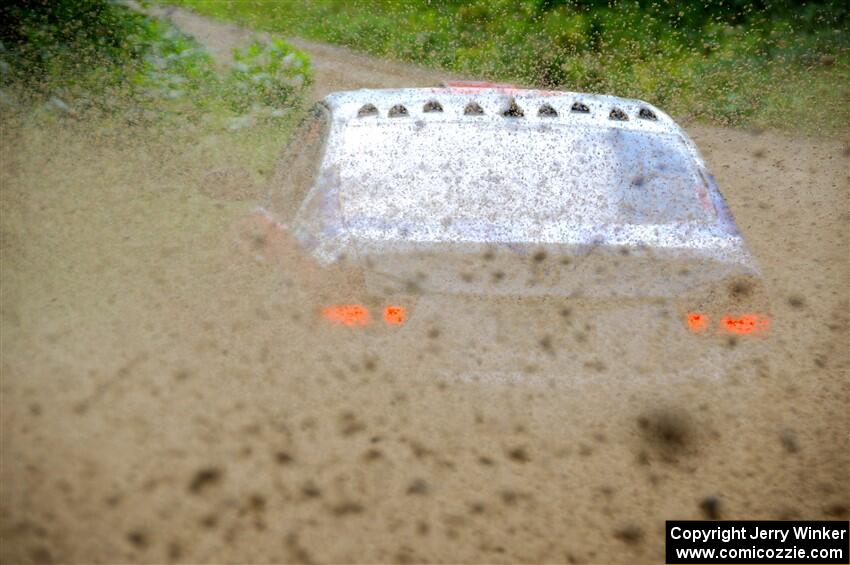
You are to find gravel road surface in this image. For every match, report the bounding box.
[2,6,847,564]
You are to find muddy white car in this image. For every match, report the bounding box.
[241,83,770,380]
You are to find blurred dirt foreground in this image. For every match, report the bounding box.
[2,6,848,564]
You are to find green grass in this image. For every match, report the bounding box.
[170,0,848,136]
[0,0,312,129]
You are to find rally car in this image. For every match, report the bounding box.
[239,83,769,380]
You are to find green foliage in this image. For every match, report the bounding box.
[0,0,311,127]
[226,38,311,112]
[125,17,218,117]
[170,0,849,135]
[1,0,149,68]
[1,1,152,109]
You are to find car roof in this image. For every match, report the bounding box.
[288,87,751,270]
[321,87,686,139]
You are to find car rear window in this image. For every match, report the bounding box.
[333,120,714,231]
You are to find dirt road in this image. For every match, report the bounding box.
[2,7,848,564]
[144,4,464,98]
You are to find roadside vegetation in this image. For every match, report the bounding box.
[172,0,848,136]
[1,0,313,197]
[0,0,311,131]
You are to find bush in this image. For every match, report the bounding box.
[171,0,849,135]
[0,0,312,128]
[225,38,311,113]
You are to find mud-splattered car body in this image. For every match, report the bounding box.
[244,85,770,380]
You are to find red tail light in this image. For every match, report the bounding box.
[322,304,370,326]
[686,312,710,333]
[383,306,407,325]
[686,312,769,335]
[720,314,769,335]
[322,304,408,327]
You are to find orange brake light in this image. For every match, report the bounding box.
[686,312,710,332]
[383,306,407,326]
[322,304,370,326]
[720,314,769,335]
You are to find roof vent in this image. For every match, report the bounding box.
[464,101,484,115]
[538,103,558,117]
[609,108,628,121]
[357,104,378,117]
[423,100,443,113]
[388,104,408,117]
[502,98,524,118]
[571,101,590,113]
[638,107,657,120]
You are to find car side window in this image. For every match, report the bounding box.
[268,102,331,222]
